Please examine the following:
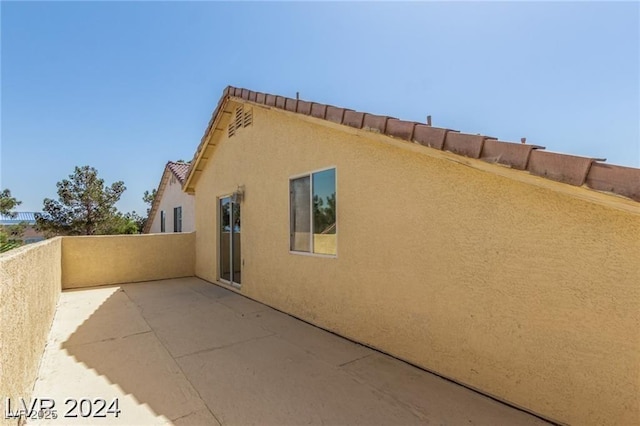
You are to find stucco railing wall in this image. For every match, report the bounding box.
[0,238,62,424]
[61,233,195,289]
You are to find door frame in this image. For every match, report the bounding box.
[218,194,241,288]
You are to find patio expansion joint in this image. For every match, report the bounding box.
[63,330,154,349]
[170,407,221,425]
[159,339,223,425]
[173,332,277,360]
[124,291,224,426]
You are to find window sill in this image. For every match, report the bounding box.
[289,251,337,259]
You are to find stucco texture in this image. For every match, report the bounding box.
[193,102,640,426]
[62,233,195,289]
[0,238,61,426]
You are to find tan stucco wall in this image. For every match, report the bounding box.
[193,103,640,425]
[62,233,195,289]
[149,173,195,234]
[0,238,61,425]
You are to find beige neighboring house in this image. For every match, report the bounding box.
[181,86,639,426]
[144,161,195,234]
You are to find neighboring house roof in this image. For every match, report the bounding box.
[143,161,191,234]
[167,161,190,184]
[0,212,38,225]
[184,86,640,203]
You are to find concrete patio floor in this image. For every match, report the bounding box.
[31,277,550,425]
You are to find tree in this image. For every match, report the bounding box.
[101,212,141,235]
[124,211,146,234]
[0,189,21,217]
[36,166,126,236]
[313,192,336,234]
[143,189,157,216]
[135,189,158,232]
[0,189,24,252]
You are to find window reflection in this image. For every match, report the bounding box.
[289,169,336,256]
[312,169,336,255]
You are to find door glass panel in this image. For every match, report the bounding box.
[220,197,231,282]
[232,202,241,285]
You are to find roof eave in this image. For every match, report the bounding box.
[142,165,172,234]
[183,87,233,194]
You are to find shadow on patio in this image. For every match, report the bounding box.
[32,277,550,425]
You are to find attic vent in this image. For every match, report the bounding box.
[243,107,253,127]
[234,106,243,129]
[228,105,253,138]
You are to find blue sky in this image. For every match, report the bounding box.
[2,1,638,214]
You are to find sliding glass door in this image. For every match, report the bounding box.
[219,197,241,286]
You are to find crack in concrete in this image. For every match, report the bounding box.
[337,353,374,368]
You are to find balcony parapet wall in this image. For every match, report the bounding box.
[62,233,196,289]
[0,238,61,426]
[0,233,195,424]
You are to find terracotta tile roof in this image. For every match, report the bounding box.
[167,161,190,184]
[142,161,191,234]
[185,86,640,203]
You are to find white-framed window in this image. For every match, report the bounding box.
[290,167,336,256]
[173,206,182,232]
[160,210,166,233]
